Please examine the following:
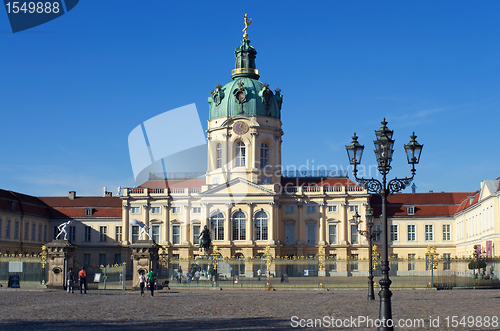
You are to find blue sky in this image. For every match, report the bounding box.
[1,1,499,196]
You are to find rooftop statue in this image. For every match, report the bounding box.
[243,13,252,39]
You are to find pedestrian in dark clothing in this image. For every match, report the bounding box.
[67,268,75,293]
[147,269,156,297]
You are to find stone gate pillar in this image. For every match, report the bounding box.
[45,240,77,289]
[130,240,159,289]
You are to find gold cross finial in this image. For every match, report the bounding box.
[243,13,252,39]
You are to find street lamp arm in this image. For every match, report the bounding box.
[387,175,415,195]
[352,172,383,194]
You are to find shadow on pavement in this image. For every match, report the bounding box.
[1,317,291,330]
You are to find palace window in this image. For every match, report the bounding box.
[5,219,10,238]
[235,141,246,167]
[152,225,160,243]
[114,254,121,264]
[151,207,161,214]
[99,254,106,266]
[407,206,415,215]
[24,221,29,240]
[260,143,269,168]
[442,224,451,241]
[349,205,359,213]
[210,212,224,241]
[99,226,107,242]
[306,224,316,245]
[350,224,359,244]
[327,205,337,213]
[425,224,434,241]
[131,225,139,243]
[285,224,295,246]
[254,211,268,241]
[115,226,122,242]
[84,226,92,242]
[192,207,201,214]
[328,224,337,244]
[407,224,416,241]
[172,225,180,244]
[232,211,246,241]
[14,220,19,239]
[31,223,36,241]
[69,226,76,241]
[408,254,416,271]
[285,206,294,214]
[350,254,359,271]
[216,143,222,169]
[84,254,90,265]
[193,225,200,245]
[390,225,399,241]
[171,207,181,214]
[306,205,316,214]
[373,225,381,241]
[38,224,43,241]
[131,207,141,214]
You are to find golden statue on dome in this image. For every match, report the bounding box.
[242,13,252,39]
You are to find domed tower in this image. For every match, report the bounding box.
[206,15,283,186]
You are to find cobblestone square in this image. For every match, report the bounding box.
[1,287,499,330]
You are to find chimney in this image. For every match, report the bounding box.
[105,191,112,197]
[429,190,433,193]
[69,191,76,200]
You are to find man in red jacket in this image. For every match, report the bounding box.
[78,266,87,294]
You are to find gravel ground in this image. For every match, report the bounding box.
[0,287,499,330]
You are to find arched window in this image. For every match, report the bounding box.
[254,211,268,241]
[235,141,246,167]
[232,211,246,240]
[260,143,269,168]
[210,212,224,241]
[216,143,222,169]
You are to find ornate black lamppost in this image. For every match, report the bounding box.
[350,207,380,300]
[346,119,423,331]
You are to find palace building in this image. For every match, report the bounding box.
[0,21,499,275]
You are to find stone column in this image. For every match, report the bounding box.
[297,204,304,245]
[225,203,233,243]
[269,202,276,245]
[247,203,254,244]
[163,203,170,245]
[45,240,77,289]
[143,204,150,240]
[318,202,326,245]
[122,203,129,245]
[130,240,159,289]
[340,202,348,245]
[183,204,191,245]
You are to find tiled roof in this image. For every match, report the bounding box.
[0,188,122,219]
[370,192,474,217]
[38,196,122,208]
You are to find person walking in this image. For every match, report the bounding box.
[194,270,200,284]
[67,267,75,293]
[137,272,146,297]
[177,266,183,283]
[147,269,156,297]
[78,266,87,294]
[257,269,262,281]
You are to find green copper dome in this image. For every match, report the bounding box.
[208,38,283,120]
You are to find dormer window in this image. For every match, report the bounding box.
[407,206,415,215]
[85,208,93,216]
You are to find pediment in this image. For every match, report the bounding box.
[202,177,276,196]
